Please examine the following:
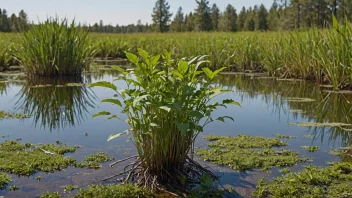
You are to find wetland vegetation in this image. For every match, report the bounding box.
[1,0,352,197]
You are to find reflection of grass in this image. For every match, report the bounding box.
[15,77,96,131]
[289,109,305,113]
[286,97,316,102]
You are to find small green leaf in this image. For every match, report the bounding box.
[222,99,241,107]
[212,67,227,78]
[101,99,122,107]
[178,60,189,75]
[216,116,234,122]
[208,88,233,99]
[202,68,214,79]
[125,52,139,65]
[177,122,190,133]
[159,106,171,112]
[107,133,124,142]
[92,111,111,118]
[190,111,204,119]
[90,81,117,91]
[111,66,128,75]
[133,95,148,106]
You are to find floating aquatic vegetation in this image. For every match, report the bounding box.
[330,147,352,162]
[279,168,290,174]
[77,152,114,169]
[0,172,11,189]
[74,184,154,198]
[0,141,77,176]
[273,134,297,139]
[301,146,320,152]
[288,109,305,113]
[9,185,19,191]
[65,83,85,87]
[289,122,352,127]
[0,110,30,120]
[40,192,61,198]
[285,97,316,103]
[253,162,352,198]
[197,135,309,171]
[64,184,78,192]
[303,134,314,139]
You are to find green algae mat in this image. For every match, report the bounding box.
[253,162,352,198]
[196,135,309,171]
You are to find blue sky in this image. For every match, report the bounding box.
[4,0,273,25]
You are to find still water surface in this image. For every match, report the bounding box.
[0,71,351,197]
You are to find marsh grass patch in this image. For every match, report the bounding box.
[197,135,309,171]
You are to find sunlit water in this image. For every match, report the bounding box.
[0,71,351,197]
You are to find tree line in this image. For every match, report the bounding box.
[1,0,352,33]
[0,8,29,32]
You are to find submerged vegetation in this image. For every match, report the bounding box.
[253,162,352,198]
[91,49,239,193]
[301,145,320,152]
[197,135,308,171]
[15,18,96,77]
[78,152,114,169]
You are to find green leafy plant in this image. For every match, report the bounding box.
[15,18,97,77]
[91,49,239,191]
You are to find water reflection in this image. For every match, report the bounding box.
[0,81,6,96]
[14,77,96,131]
[217,74,352,147]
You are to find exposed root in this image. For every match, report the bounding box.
[104,155,219,195]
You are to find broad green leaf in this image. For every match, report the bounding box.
[195,60,210,71]
[150,123,158,127]
[138,48,149,60]
[90,81,117,91]
[202,68,213,79]
[92,111,111,118]
[125,52,139,65]
[178,60,189,75]
[101,98,122,107]
[177,122,190,133]
[159,106,171,112]
[107,133,124,142]
[172,70,184,79]
[150,55,161,66]
[222,99,241,107]
[190,111,204,119]
[112,66,128,75]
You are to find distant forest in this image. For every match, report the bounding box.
[1,0,352,33]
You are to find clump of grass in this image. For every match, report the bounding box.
[197,135,309,171]
[0,41,13,71]
[0,110,29,120]
[74,184,154,198]
[279,168,290,174]
[273,134,296,139]
[253,162,352,198]
[16,18,97,77]
[0,172,11,189]
[301,145,320,152]
[77,152,114,169]
[9,185,19,191]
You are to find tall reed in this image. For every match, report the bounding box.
[16,18,97,77]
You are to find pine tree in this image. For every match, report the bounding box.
[219,4,237,32]
[1,9,10,32]
[18,10,29,31]
[171,7,184,32]
[244,7,255,31]
[237,7,247,31]
[151,0,173,32]
[194,0,212,31]
[185,12,195,32]
[256,4,269,31]
[268,1,280,31]
[211,3,220,31]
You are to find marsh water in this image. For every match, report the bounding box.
[0,70,351,197]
